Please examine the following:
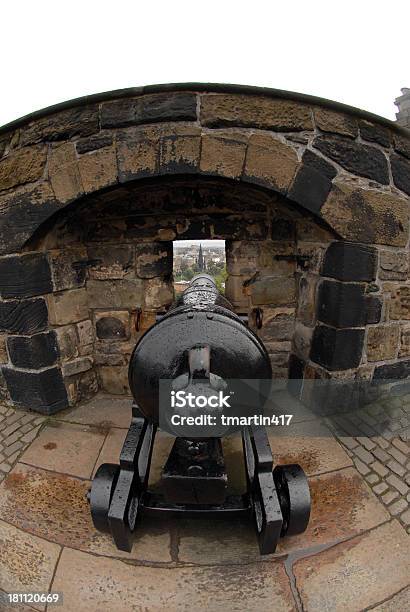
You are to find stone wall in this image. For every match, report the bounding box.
[0,84,409,413]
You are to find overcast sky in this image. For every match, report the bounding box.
[1,1,408,128]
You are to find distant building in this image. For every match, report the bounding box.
[197,244,206,272]
[395,88,410,128]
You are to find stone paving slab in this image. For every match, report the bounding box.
[0,463,172,563]
[91,426,127,478]
[19,421,106,479]
[0,519,61,612]
[54,394,132,429]
[52,547,296,611]
[0,405,44,483]
[293,520,410,612]
[370,586,410,611]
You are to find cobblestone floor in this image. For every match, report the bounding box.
[0,393,408,611]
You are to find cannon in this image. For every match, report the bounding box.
[89,274,311,554]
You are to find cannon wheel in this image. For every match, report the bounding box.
[273,464,311,537]
[90,463,120,533]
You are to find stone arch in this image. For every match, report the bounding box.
[0,85,410,413]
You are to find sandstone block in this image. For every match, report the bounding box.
[0,145,47,191]
[99,366,130,394]
[246,275,296,306]
[297,275,319,326]
[78,145,118,193]
[399,323,410,357]
[243,133,299,193]
[135,242,172,279]
[20,105,99,146]
[88,244,134,280]
[224,275,249,308]
[389,285,410,320]
[143,277,174,309]
[200,131,248,179]
[293,322,314,360]
[48,142,83,203]
[48,246,88,290]
[62,356,93,377]
[366,324,400,361]
[321,183,409,246]
[226,241,259,276]
[55,325,79,362]
[87,279,143,309]
[76,319,94,347]
[159,124,201,174]
[256,307,295,342]
[313,107,358,137]
[117,126,160,182]
[47,288,89,325]
[0,334,7,363]
[379,251,409,280]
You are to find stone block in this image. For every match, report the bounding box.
[143,277,174,309]
[246,275,296,306]
[76,132,113,154]
[117,126,160,181]
[48,246,88,290]
[200,94,313,130]
[87,244,134,279]
[317,280,369,328]
[87,279,142,309]
[55,325,79,361]
[310,324,365,370]
[0,145,47,191]
[2,366,68,414]
[159,124,201,174]
[47,288,89,325]
[212,215,267,240]
[226,241,259,275]
[77,319,94,347]
[379,251,409,280]
[7,331,59,369]
[224,275,249,308]
[0,298,48,334]
[292,322,314,360]
[243,133,299,193]
[135,242,172,279]
[297,275,319,326]
[99,366,130,394]
[314,107,358,137]
[0,334,7,363]
[322,241,377,282]
[373,359,410,381]
[48,142,83,203]
[314,134,389,184]
[390,153,410,195]
[393,133,410,159]
[389,285,410,320]
[359,120,391,147]
[62,357,93,377]
[20,105,99,145]
[101,93,197,128]
[0,252,52,298]
[366,325,400,362]
[95,311,130,341]
[200,131,248,178]
[256,307,295,342]
[78,145,118,193]
[399,323,410,357]
[289,160,333,214]
[321,183,409,247]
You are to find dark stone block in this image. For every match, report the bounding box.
[2,366,69,414]
[359,121,390,147]
[176,218,212,240]
[391,153,410,196]
[289,164,333,214]
[212,216,267,240]
[20,106,99,146]
[322,241,377,282]
[310,324,365,370]
[313,135,389,184]
[76,133,113,154]
[101,94,197,128]
[373,359,410,381]
[287,354,305,396]
[96,317,127,340]
[271,219,295,240]
[135,243,172,279]
[0,253,52,299]
[302,150,337,180]
[317,280,367,328]
[0,298,48,334]
[7,331,59,369]
[365,295,382,324]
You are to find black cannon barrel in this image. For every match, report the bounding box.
[128,274,272,426]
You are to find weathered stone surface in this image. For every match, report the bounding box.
[379,250,409,280]
[294,520,410,612]
[78,145,117,193]
[7,331,59,369]
[0,252,52,298]
[226,241,259,275]
[2,366,68,414]
[55,325,78,361]
[373,359,410,381]
[87,279,143,309]
[48,142,83,203]
[76,132,113,154]
[47,288,89,325]
[62,356,93,377]
[297,275,318,326]
[20,105,99,145]
[117,125,159,181]
[0,145,47,191]
[77,319,94,348]
[314,134,389,184]
[212,215,267,240]
[101,93,197,128]
[88,244,134,279]
[322,241,377,281]
[321,183,409,246]
[271,217,295,240]
[399,323,410,357]
[159,124,201,174]
[95,311,130,340]
[359,120,391,147]
[53,547,295,610]
[257,307,295,342]
[0,519,61,603]
[366,325,400,362]
[201,93,313,130]
[243,133,299,193]
[0,298,48,334]
[200,131,248,179]
[393,133,410,159]
[317,280,370,328]
[224,275,249,308]
[135,242,172,278]
[310,324,365,370]
[289,150,336,213]
[390,152,410,195]
[0,333,7,363]
[388,285,410,320]
[65,369,98,405]
[314,107,358,137]
[48,246,88,290]
[293,322,314,360]
[143,277,174,309]
[245,275,296,306]
[99,366,130,394]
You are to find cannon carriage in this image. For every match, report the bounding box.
[89,274,311,554]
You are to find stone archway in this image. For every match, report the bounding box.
[0,85,409,413]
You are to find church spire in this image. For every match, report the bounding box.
[197,243,206,272]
